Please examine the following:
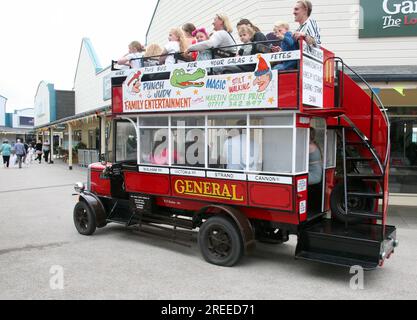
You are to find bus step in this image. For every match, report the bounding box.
[346,174,384,180]
[348,191,384,199]
[107,218,130,226]
[133,222,194,248]
[347,211,383,220]
[296,219,397,270]
[345,157,374,162]
[295,251,378,270]
[346,141,366,145]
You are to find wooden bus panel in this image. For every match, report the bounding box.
[155,196,208,212]
[295,175,308,223]
[322,48,335,109]
[278,72,298,109]
[124,172,171,196]
[112,86,123,114]
[248,182,293,211]
[170,176,248,206]
[90,170,111,197]
[241,207,299,225]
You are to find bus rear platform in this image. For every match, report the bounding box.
[296,219,397,270]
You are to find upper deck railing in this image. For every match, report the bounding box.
[111,40,336,115]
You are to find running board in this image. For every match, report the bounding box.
[296,219,397,270]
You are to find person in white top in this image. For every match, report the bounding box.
[222,121,261,171]
[292,0,321,47]
[26,144,35,165]
[186,14,237,58]
[159,28,188,65]
[118,41,145,69]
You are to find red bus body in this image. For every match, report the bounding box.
[75,40,398,270]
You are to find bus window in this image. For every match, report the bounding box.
[250,115,293,126]
[171,116,205,127]
[171,116,205,168]
[296,128,309,173]
[140,128,169,165]
[208,115,247,127]
[250,128,293,173]
[139,116,169,127]
[208,117,248,171]
[115,121,137,163]
[172,128,205,168]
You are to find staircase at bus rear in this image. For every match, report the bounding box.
[333,70,391,228]
[296,68,398,270]
[330,124,387,225]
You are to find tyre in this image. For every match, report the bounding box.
[330,182,375,224]
[198,216,244,267]
[73,201,97,236]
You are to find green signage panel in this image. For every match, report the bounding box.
[360,0,417,38]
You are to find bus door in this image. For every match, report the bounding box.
[308,118,326,215]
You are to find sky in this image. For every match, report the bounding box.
[0,0,158,112]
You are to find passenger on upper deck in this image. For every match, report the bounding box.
[117,41,145,69]
[266,32,281,48]
[159,28,188,65]
[191,28,212,61]
[236,19,268,51]
[272,22,298,71]
[293,0,321,47]
[182,23,198,61]
[236,19,265,40]
[186,14,237,59]
[237,25,257,56]
[143,44,163,67]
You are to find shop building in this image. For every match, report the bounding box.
[34,38,113,169]
[0,95,35,143]
[146,0,417,195]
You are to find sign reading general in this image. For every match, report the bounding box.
[360,0,417,38]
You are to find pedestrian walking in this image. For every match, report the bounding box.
[0,140,12,168]
[14,139,27,169]
[9,143,17,167]
[26,143,35,165]
[35,141,43,164]
[23,141,29,165]
[43,140,51,163]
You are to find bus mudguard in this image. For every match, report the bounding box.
[196,204,256,254]
[79,192,107,228]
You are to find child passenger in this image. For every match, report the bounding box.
[237,25,256,56]
[159,28,188,65]
[272,22,298,71]
[144,44,163,67]
[191,28,212,61]
[117,41,145,69]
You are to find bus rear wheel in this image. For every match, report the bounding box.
[73,201,97,236]
[198,216,244,267]
[330,183,375,225]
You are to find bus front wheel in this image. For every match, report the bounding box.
[198,216,244,267]
[73,201,97,236]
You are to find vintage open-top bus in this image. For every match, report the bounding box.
[73,39,398,270]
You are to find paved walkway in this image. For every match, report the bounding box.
[0,159,416,299]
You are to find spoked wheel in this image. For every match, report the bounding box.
[198,216,243,267]
[330,183,375,224]
[73,201,96,236]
